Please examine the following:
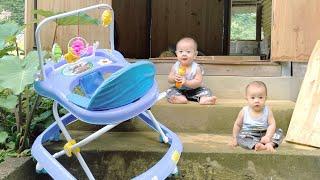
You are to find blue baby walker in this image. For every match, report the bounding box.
[31,4,182,179]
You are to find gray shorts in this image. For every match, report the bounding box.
[166,86,213,102]
[237,128,284,149]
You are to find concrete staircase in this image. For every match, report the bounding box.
[21,65,320,179]
[28,73,320,180]
[37,131,320,179]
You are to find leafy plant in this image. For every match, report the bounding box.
[0,9,100,162]
[0,22,22,57]
[0,0,24,25]
[0,22,52,156]
[231,13,256,40]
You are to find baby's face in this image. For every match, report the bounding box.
[246,85,267,112]
[176,40,197,66]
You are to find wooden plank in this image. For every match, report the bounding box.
[34,0,112,53]
[113,0,149,58]
[127,59,281,76]
[271,0,320,62]
[286,40,320,147]
[151,56,262,62]
[151,0,225,57]
[24,0,35,53]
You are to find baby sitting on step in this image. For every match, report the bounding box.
[229,81,283,152]
[166,37,216,105]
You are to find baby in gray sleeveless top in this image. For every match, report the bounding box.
[167,37,216,105]
[230,81,283,152]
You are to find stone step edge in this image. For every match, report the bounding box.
[48,131,320,157]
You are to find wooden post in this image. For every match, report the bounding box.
[24,0,35,53]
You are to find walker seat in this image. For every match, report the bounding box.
[67,61,155,110]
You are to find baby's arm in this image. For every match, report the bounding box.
[168,66,176,84]
[260,110,276,144]
[183,66,202,89]
[230,109,244,147]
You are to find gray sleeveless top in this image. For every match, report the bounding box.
[173,61,203,90]
[242,106,269,131]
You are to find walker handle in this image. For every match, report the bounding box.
[35,4,114,80]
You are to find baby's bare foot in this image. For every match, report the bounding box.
[254,143,267,151]
[168,96,188,104]
[265,143,276,153]
[199,96,217,105]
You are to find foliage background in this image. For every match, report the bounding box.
[231,5,257,41]
[0,0,25,25]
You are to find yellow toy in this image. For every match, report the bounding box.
[64,47,80,63]
[101,10,112,27]
[175,66,186,88]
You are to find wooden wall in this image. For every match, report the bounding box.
[271,0,320,62]
[151,0,226,57]
[25,0,229,58]
[113,0,149,59]
[25,0,112,53]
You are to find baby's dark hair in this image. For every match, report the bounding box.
[245,81,268,96]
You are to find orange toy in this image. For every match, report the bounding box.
[175,66,186,88]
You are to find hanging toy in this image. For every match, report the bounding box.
[69,37,88,57]
[52,43,62,62]
[64,37,88,63]
[101,10,112,27]
[64,47,80,63]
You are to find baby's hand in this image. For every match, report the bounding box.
[174,74,183,82]
[260,136,271,144]
[229,138,238,147]
[174,74,186,85]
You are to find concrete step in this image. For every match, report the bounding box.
[156,75,303,101]
[68,99,295,134]
[29,131,320,179]
[129,58,282,76]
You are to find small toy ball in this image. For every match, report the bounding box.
[52,43,62,61]
[71,38,85,56]
[101,10,112,27]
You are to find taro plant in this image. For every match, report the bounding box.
[0,10,100,162]
[0,22,53,159]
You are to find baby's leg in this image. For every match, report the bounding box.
[166,87,187,104]
[199,96,217,105]
[168,95,188,104]
[192,87,216,105]
[236,133,260,150]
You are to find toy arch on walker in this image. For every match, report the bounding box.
[31,4,183,180]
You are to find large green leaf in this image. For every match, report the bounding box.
[0,131,8,144]
[0,95,18,110]
[0,51,40,95]
[0,39,4,50]
[34,9,99,26]
[0,23,20,43]
[57,13,99,26]
[0,45,16,58]
[32,9,57,18]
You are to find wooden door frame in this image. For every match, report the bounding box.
[223,0,231,55]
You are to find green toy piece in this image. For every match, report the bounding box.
[52,43,63,61]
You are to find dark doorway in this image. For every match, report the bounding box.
[113,0,231,58]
